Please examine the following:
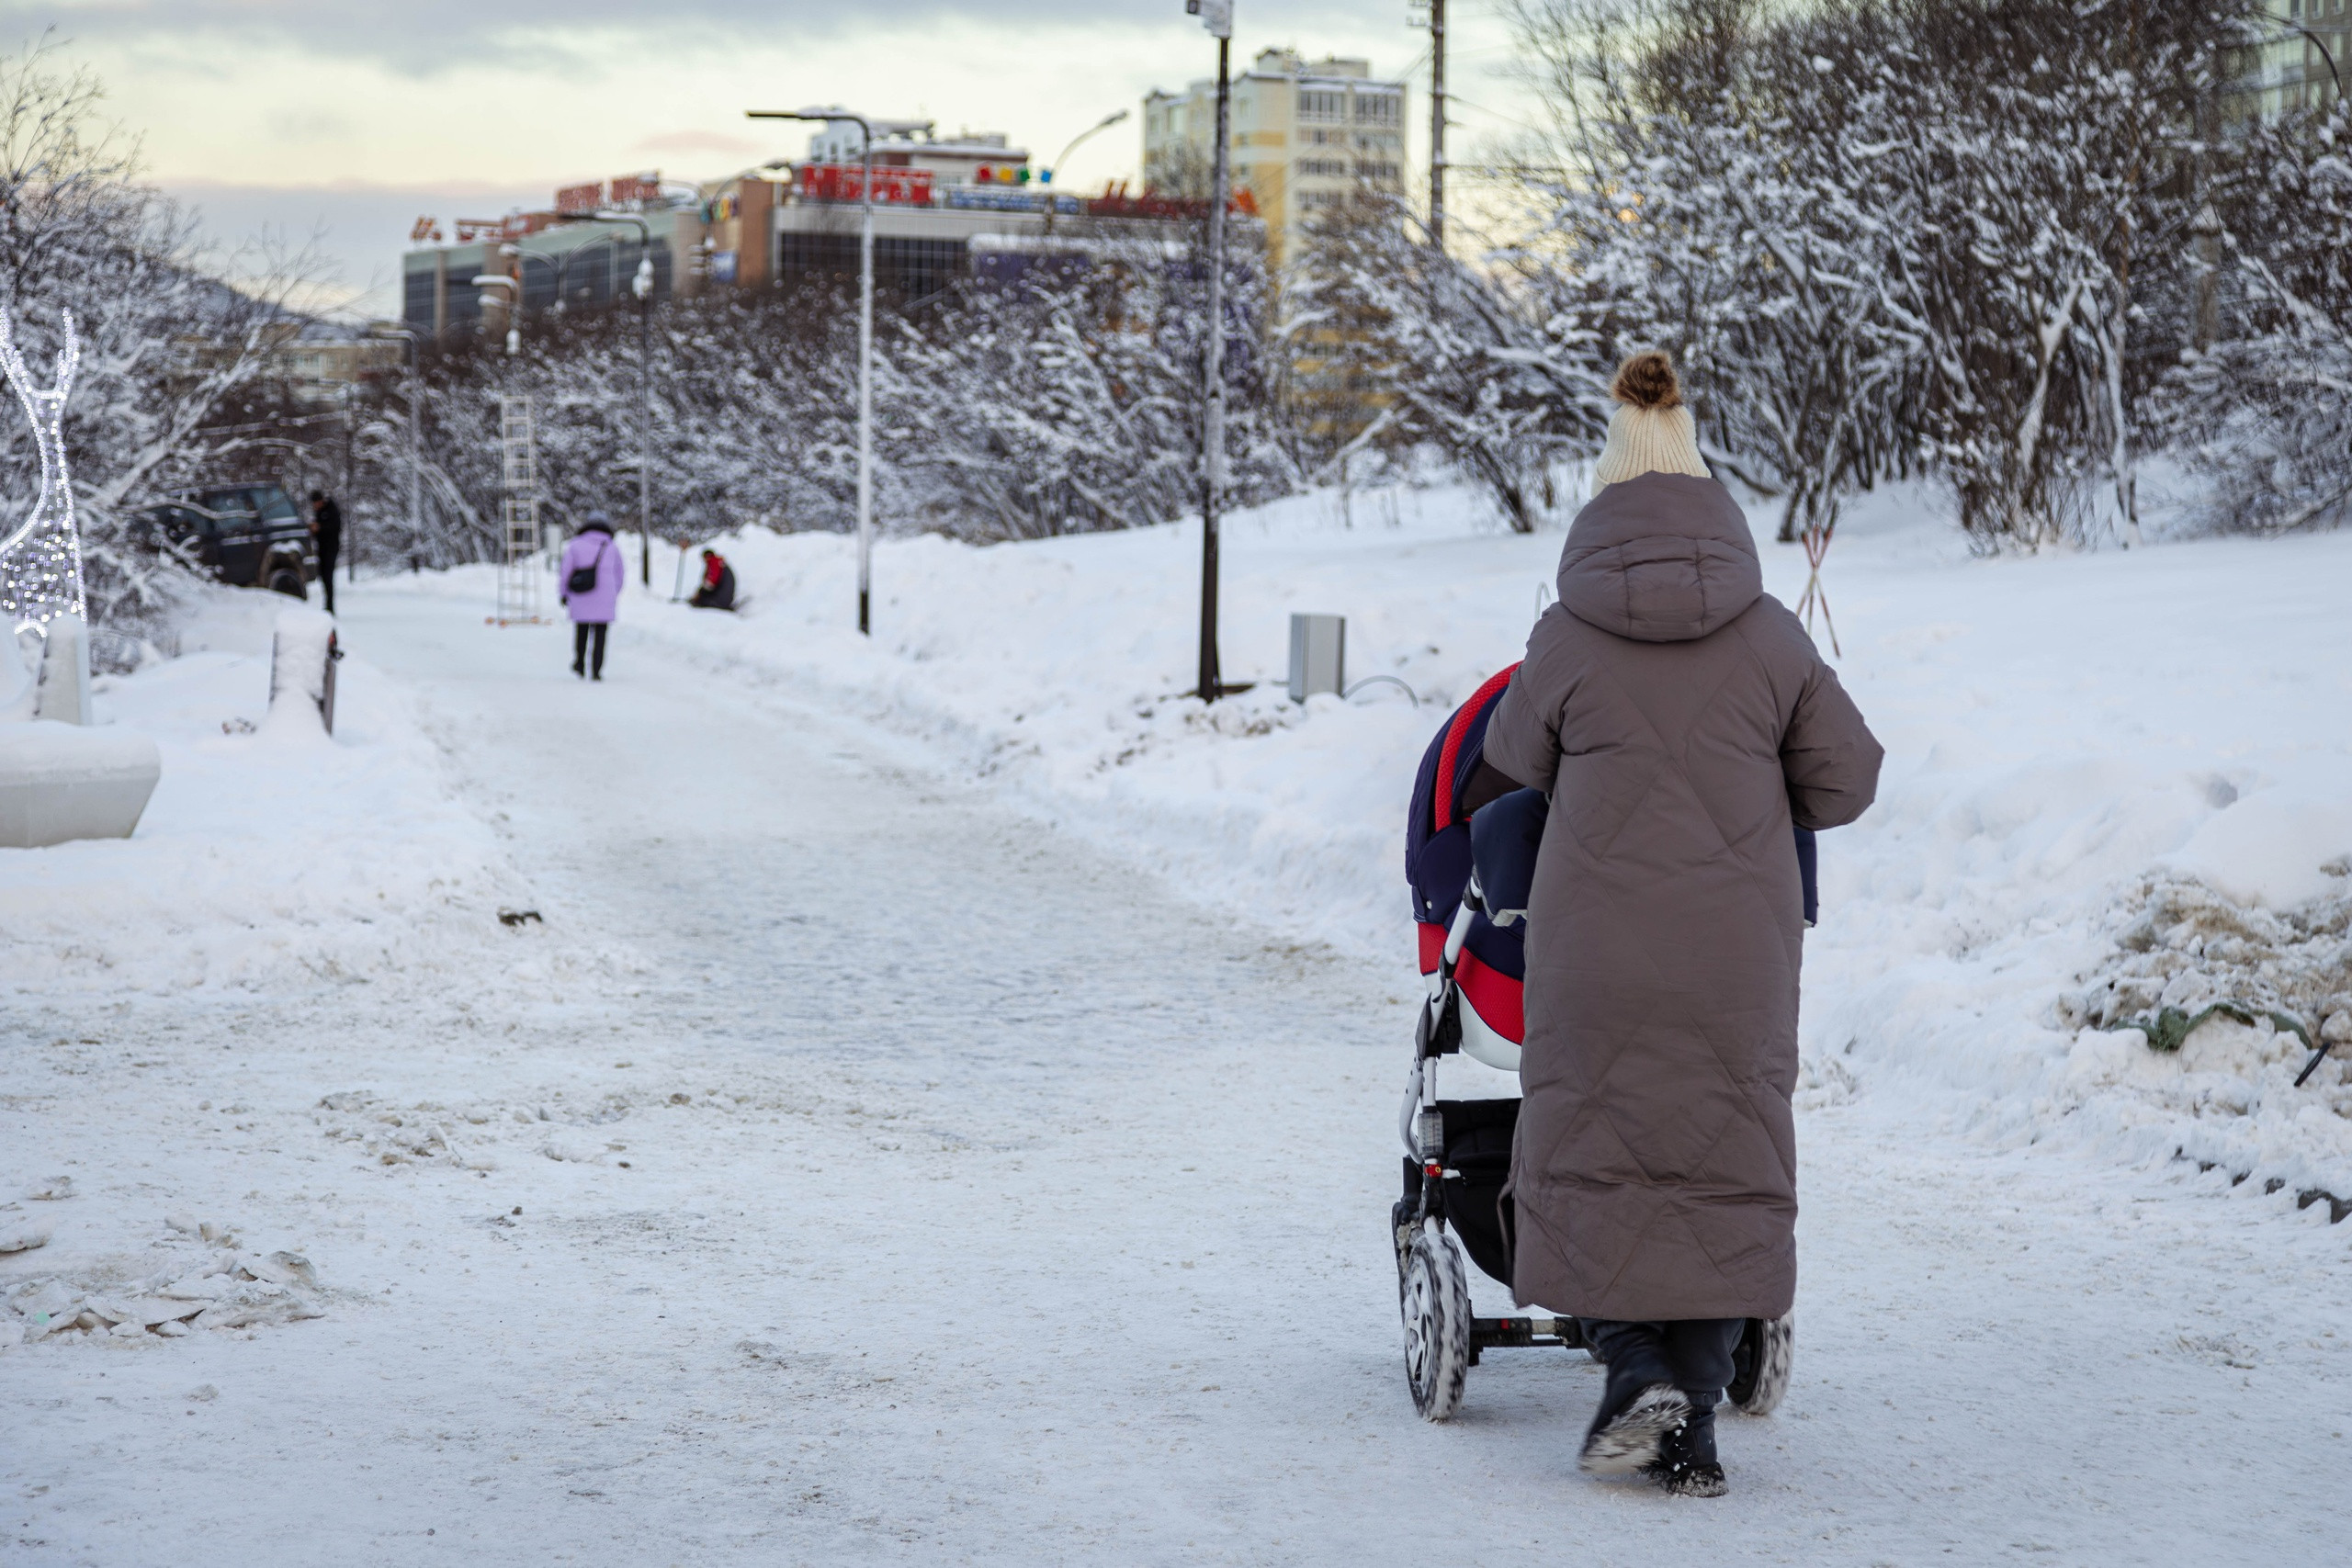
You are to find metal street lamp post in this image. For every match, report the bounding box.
[2258,16,2343,103]
[469,273,521,355]
[1042,108,1129,238]
[553,211,660,585]
[1185,0,1235,701]
[505,238,618,317]
[748,107,931,636]
[656,163,789,298]
[501,243,562,316]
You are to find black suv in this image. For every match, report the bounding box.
[131,483,313,598]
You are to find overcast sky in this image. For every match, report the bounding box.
[4,1,1540,319]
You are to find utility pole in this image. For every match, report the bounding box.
[1428,0,1447,250]
[1189,0,1233,702]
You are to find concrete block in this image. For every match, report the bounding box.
[0,720,161,848]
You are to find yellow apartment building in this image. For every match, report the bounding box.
[1142,48,1408,271]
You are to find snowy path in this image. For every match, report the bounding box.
[6,588,2350,1566]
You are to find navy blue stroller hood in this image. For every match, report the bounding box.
[1404,666,1820,1051]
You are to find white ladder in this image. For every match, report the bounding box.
[495,393,542,625]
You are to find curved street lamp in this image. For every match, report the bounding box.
[661,163,790,293]
[1041,108,1129,237]
[2252,15,2344,105]
[553,209,660,585]
[500,243,560,317]
[469,274,521,355]
[746,107,933,636]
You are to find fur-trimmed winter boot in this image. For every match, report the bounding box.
[1578,1380,1691,1475]
[1644,1403,1727,1497]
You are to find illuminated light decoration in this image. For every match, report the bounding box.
[0,306,83,629]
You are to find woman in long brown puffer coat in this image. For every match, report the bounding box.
[1483,351,1883,1498]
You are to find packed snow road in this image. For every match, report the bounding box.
[6,584,2350,1566]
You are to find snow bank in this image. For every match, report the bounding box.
[0,720,160,847]
[2163,790,2352,908]
[0,586,514,995]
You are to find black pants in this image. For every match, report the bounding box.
[572,621,608,677]
[1581,1317,1744,1410]
[317,549,337,615]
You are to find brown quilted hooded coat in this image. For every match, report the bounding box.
[1483,471,1883,1322]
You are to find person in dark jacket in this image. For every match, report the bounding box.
[1484,351,1883,1498]
[309,491,343,615]
[689,548,736,611]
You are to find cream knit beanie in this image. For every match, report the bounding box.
[1592,351,1711,485]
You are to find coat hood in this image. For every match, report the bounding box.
[1555,472,1762,643]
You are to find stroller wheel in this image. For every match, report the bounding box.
[1727,1313,1793,1416]
[1399,1223,1471,1422]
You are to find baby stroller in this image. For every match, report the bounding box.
[1394,666,1806,1422]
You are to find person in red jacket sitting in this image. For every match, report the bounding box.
[689,547,736,611]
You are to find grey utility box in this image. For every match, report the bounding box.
[1288,613,1346,703]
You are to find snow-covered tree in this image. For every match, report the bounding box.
[2157,96,2352,534]
[1282,193,1611,531]
[1499,0,2263,548]
[361,222,1298,557]
[1507,0,1926,547]
[0,40,319,642]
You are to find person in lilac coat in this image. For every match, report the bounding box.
[558,513,622,680]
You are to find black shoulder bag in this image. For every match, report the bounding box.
[567,539,608,595]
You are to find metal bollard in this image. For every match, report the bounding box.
[268,609,343,734]
[1288,613,1345,704]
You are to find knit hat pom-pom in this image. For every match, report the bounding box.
[1611,350,1682,411]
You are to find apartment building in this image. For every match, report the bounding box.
[401,141,1187,343]
[1143,49,1407,268]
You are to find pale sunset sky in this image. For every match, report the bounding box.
[0,1,1542,319]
